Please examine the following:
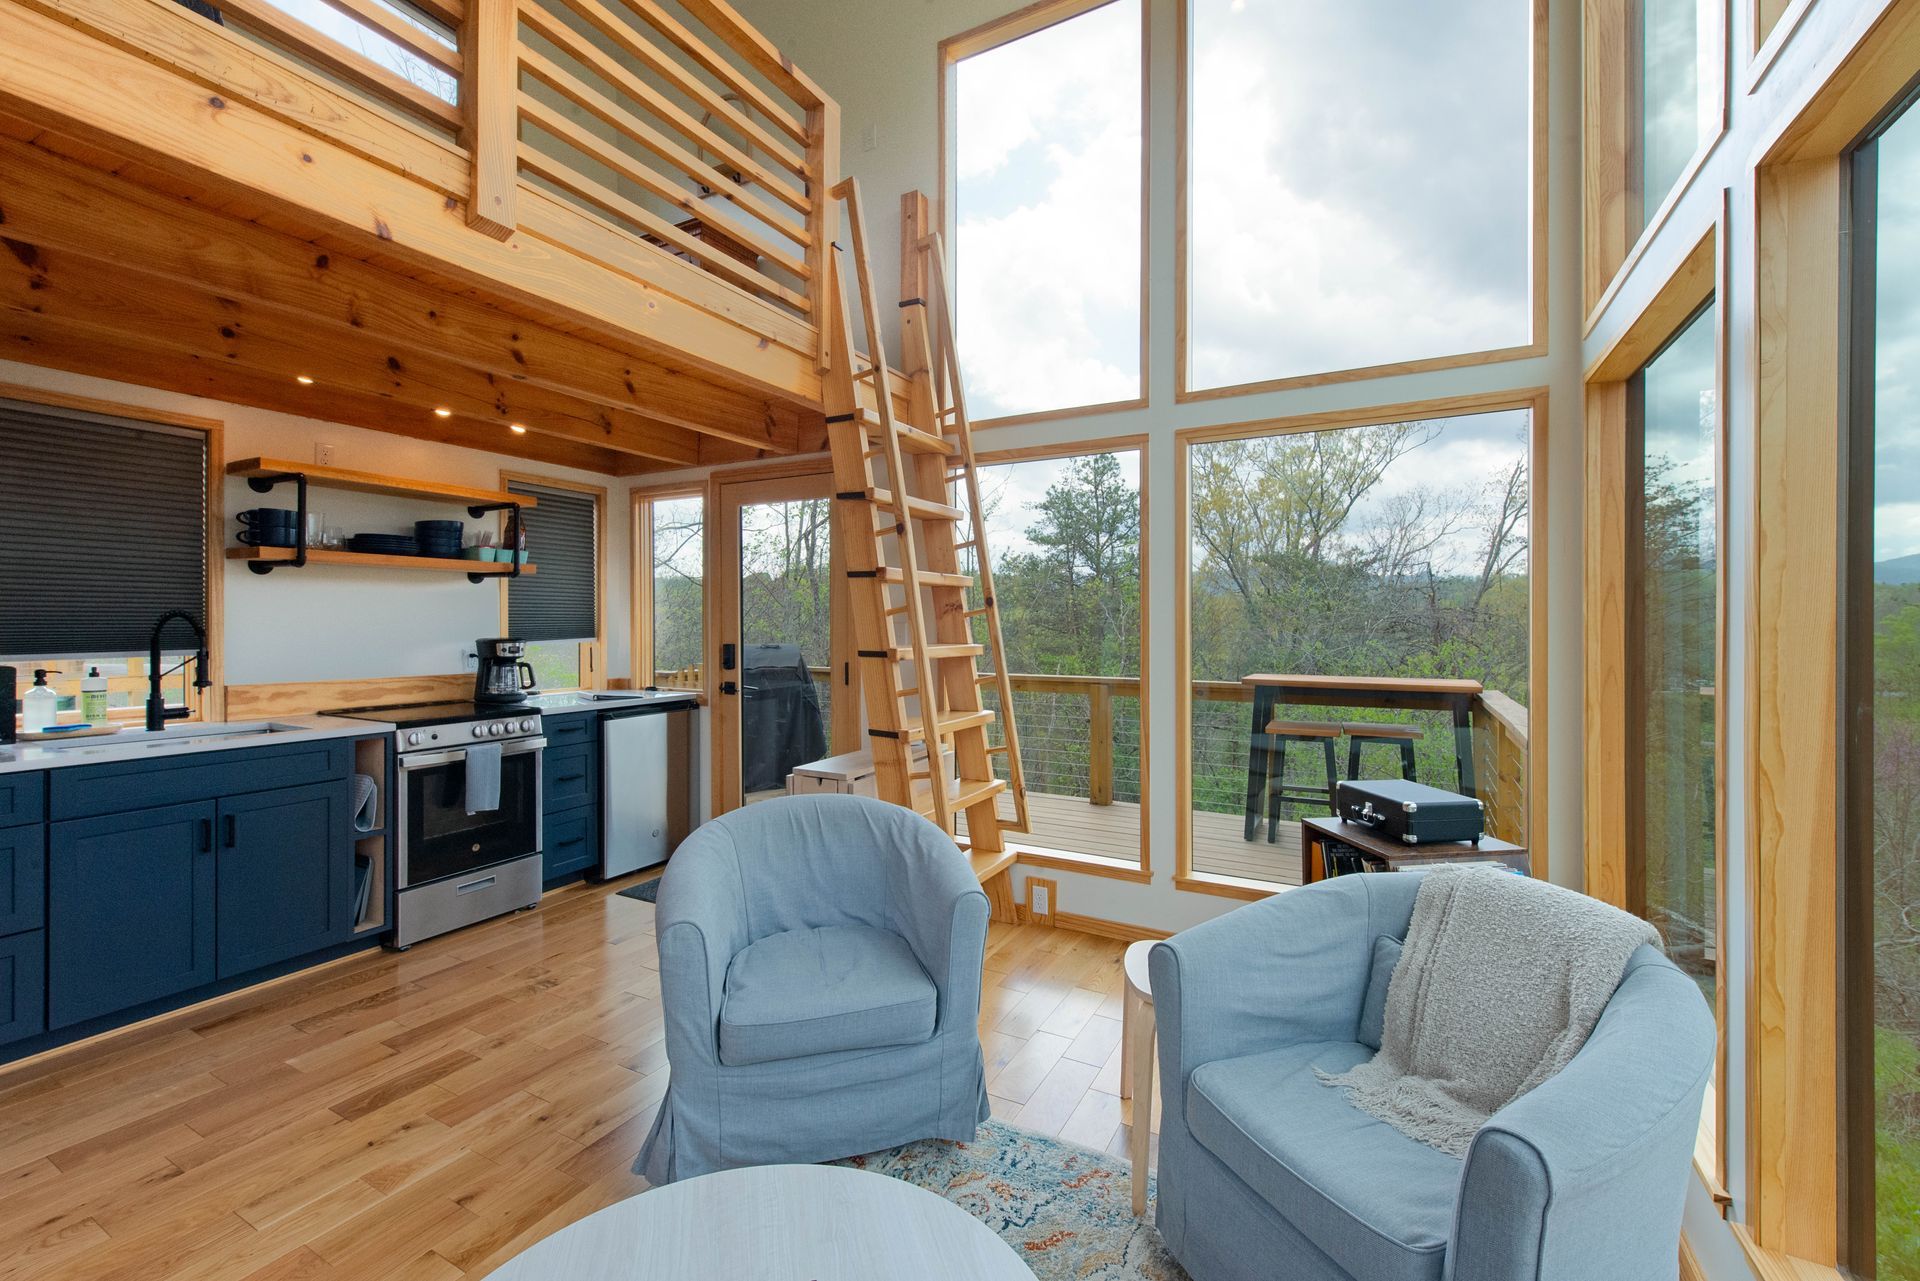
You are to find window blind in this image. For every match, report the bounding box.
[506,480,598,643]
[0,398,208,657]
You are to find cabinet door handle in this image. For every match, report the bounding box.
[555,772,586,785]
[555,836,585,848]
[198,818,212,853]
[224,815,237,848]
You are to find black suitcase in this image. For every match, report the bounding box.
[1335,779,1484,845]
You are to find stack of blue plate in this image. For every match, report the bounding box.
[414,520,464,559]
[348,533,419,556]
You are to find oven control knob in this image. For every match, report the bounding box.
[406,731,423,746]
[519,719,535,733]
[471,725,486,738]
[489,723,505,737]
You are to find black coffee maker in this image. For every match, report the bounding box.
[474,638,537,706]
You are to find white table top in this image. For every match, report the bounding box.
[1124,939,1154,1001]
[486,1163,1035,1280]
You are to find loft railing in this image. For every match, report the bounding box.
[118,0,836,341]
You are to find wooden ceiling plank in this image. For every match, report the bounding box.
[1,316,641,474]
[0,136,799,455]
[0,241,703,466]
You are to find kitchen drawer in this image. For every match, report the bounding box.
[0,931,45,1047]
[0,824,44,937]
[0,773,45,828]
[543,743,599,813]
[543,807,599,882]
[542,712,599,749]
[51,740,349,820]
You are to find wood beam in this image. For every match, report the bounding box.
[0,137,796,457]
[0,240,705,466]
[1,316,639,474]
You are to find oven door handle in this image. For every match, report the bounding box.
[398,737,548,771]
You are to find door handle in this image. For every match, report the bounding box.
[721,643,736,672]
[224,814,237,848]
[720,680,739,695]
[198,818,212,853]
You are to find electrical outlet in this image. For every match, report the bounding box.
[460,647,479,672]
[1030,884,1049,916]
[860,123,879,152]
[315,442,337,467]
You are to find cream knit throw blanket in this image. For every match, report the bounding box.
[1319,866,1661,1158]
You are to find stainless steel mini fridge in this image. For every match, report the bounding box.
[600,699,698,876]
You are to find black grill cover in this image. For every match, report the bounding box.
[741,643,828,792]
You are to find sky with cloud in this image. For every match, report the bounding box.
[1874,102,1920,566]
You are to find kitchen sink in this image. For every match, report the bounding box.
[27,721,306,753]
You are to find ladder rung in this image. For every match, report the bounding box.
[913,776,1007,814]
[986,744,1011,754]
[887,643,984,662]
[854,408,954,455]
[875,567,973,588]
[853,365,878,381]
[963,606,993,618]
[864,487,963,521]
[900,709,994,741]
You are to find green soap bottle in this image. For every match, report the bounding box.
[81,666,108,724]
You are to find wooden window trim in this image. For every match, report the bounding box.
[497,469,609,692]
[1582,0,1731,326]
[1175,0,1550,402]
[1172,387,1550,895]
[973,434,1152,879]
[935,0,1151,428]
[0,382,225,723]
[1581,209,1729,1200]
[629,481,709,699]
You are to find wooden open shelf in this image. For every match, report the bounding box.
[225,458,539,508]
[226,547,537,575]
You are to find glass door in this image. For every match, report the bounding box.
[713,472,857,811]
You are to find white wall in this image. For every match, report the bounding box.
[709,0,1587,936]
[0,358,634,690]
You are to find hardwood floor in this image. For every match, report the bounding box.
[0,878,1154,1280]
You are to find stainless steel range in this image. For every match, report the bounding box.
[326,701,547,948]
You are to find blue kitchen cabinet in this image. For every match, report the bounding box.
[0,932,45,1046]
[49,800,217,1029]
[542,805,599,882]
[540,710,601,886]
[0,823,45,938]
[216,781,352,978]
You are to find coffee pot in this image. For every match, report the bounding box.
[474,638,537,705]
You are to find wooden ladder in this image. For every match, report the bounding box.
[822,179,1030,882]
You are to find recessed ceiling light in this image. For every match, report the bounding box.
[508,423,528,435]
[433,407,452,418]
[295,375,314,385]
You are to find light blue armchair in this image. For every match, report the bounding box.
[636,794,991,1184]
[1149,874,1715,1281]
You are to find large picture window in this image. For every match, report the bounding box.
[1637,0,1719,236]
[1182,0,1533,394]
[945,0,1144,422]
[636,492,705,690]
[961,447,1143,866]
[1182,404,1534,887]
[1847,96,1920,1281]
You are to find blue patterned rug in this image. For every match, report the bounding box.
[835,1119,1190,1280]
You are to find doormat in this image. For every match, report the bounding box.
[617,876,662,904]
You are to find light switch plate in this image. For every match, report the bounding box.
[860,123,879,152]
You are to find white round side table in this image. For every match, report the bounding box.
[486,1162,1035,1280]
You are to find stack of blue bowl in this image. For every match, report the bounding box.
[414,520,465,559]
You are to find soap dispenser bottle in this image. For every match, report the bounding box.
[81,667,108,724]
[21,670,58,734]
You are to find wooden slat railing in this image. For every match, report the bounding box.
[149,0,835,348]
[1471,689,1530,844]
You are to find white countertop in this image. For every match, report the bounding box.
[0,714,390,775]
[526,690,701,714]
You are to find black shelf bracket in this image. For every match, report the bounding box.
[242,471,308,573]
[465,501,523,583]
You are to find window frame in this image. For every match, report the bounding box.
[1172,387,1551,901]
[1580,212,1729,1202]
[1582,0,1730,326]
[630,481,709,700]
[973,434,1153,884]
[935,0,1151,429]
[497,469,608,693]
[0,382,224,724]
[1175,0,1550,402]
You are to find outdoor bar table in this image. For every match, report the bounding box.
[1239,673,1485,840]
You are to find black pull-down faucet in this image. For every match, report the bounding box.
[147,610,212,732]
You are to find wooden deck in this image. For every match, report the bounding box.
[971,791,1303,887]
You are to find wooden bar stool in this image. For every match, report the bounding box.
[1343,721,1423,782]
[1259,720,1342,842]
